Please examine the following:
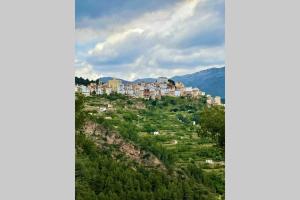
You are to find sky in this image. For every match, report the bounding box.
[75,0,224,81]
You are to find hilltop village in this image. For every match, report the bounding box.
[75,77,223,106]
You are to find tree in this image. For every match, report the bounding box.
[168,79,175,86]
[200,106,225,148]
[192,113,201,124]
[144,123,156,133]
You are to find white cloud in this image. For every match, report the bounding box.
[75,61,101,80]
[76,28,104,44]
[76,0,224,80]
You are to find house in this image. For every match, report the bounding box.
[153,131,159,135]
[175,82,185,89]
[205,159,214,164]
[79,85,90,96]
[183,87,193,97]
[192,88,200,98]
[206,95,213,105]
[214,96,222,105]
[126,89,134,96]
[167,90,175,97]
[157,77,168,84]
[99,106,107,112]
[96,87,103,95]
[143,89,150,99]
[174,90,181,97]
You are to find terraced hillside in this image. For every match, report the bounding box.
[76,93,225,200]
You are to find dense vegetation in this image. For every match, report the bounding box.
[76,93,225,200]
[75,77,97,86]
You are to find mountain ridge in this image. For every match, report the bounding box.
[172,67,225,98]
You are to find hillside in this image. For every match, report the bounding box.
[75,93,225,200]
[172,67,225,98]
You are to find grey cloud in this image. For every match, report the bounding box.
[76,0,225,80]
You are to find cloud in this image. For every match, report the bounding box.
[75,60,101,80]
[131,45,225,69]
[76,0,178,27]
[86,28,147,65]
[75,0,224,80]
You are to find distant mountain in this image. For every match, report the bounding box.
[133,78,157,83]
[171,67,225,98]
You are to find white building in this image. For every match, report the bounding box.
[105,88,112,95]
[214,96,222,105]
[175,90,181,97]
[160,87,168,96]
[205,159,214,164]
[206,95,213,105]
[118,87,126,95]
[185,87,193,92]
[96,88,103,95]
[157,77,168,84]
[79,85,90,96]
[127,89,134,96]
[153,131,160,135]
[160,83,168,89]
[99,107,107,112]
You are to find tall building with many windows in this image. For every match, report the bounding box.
[108,78,122,92]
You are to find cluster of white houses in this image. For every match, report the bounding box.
[75,77,223,106]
